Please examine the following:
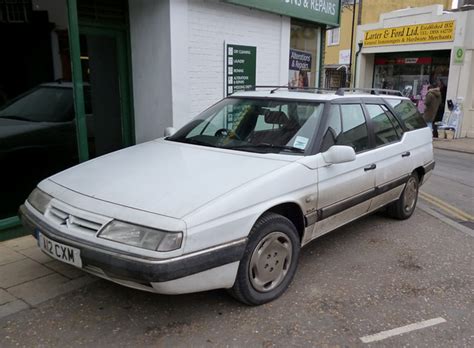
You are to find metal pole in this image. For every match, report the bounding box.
[67,0,89,162]
[348,0,357,87]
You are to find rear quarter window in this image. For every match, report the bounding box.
[386,99,426,131]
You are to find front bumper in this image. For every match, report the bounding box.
[19,204,247,284]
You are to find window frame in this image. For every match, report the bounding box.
[315,98,372,155]
[363,102,404,148]
[383,97,427,132]
[327,27,340,46]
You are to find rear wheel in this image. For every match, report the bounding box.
[229,212,300,305]
[387,173,419,220]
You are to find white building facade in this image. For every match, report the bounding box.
[355,5,474,138]
[128,0,340,143]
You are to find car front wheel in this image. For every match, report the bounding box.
[229,212,300,305]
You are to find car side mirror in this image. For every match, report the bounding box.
[322,145,356,164]
[164,127,176,137]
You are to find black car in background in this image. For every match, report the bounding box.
[0,83,90,219]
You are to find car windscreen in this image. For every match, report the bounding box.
[0,86,74,123]
[167,98,324,155]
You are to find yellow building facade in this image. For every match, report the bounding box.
[323,0,452,88]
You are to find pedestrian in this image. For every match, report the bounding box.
[433,79,447,137]
[423,84,442,134]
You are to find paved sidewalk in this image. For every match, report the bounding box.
[0,236,96,319]
[433,137,474,154]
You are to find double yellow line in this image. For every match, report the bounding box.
[420,191,474,222]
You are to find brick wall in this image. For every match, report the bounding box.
[186,0,287,116]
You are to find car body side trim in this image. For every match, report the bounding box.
[423,160,435,174]
[304,174,410,226]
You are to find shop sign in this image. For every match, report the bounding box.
[338,49,350,65]
[288,49,312,88]
[289,49,312,71]
[223,0,340,27]
[374,57,432,65]
[225,44,257,96]
[363,21,455,47]
[453,47,465,65]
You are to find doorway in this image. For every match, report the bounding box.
[79,28,134,159]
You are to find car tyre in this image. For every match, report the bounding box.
[387,173,419,220]
[229,212,300,305]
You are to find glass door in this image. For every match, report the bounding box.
[79,28,133,159]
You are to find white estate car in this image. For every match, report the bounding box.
[20,88,434,305]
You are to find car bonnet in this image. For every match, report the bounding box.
[47,139,296,219]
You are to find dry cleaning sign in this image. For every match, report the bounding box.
[225,44,256,96]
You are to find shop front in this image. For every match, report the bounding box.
[0,0,134,238]
[373,50,450,113]
[355,5,474,138]
[1,0,341,239]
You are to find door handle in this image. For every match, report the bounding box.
[364,164,376,171]
[401,151,411,157]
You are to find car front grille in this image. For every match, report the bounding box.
[46,204,106,234]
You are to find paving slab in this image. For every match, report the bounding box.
[1,236,37,251]
[44,260,86,280]
[433,137,474,154]
[0,246,26,266]
[0,300,29,320]
[18,246,53,264]
[0,289,16,306]
[8,274,96,306]
[0,258,53,288]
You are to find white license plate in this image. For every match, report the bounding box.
[39,233,82,268]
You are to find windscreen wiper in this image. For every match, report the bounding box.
[225,143,304,153]
[168,137,216,147]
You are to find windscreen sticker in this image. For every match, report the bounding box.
[293,136,309,150]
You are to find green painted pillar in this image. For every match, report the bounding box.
[67,0,89,162]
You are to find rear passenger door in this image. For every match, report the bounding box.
[363,101,413,211]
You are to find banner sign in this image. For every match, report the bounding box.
[226,44,257,96]
[363,21,455,47]
[289,49,312,71]
[223,0,340,27]
[288,49,312,88]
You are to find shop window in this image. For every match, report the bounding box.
[0,0,32,23]
[327,28,340,46]
[289,22,320,88]
[372,51,450,109]
[0,0,78,220]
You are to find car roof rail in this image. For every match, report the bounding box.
[244,85,337,94]
[335,88,403,96]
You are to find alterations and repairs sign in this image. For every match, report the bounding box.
[363,20,455,47]
[226,44,256,96]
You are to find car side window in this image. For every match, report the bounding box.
[380,104,404,138]
[386,99,426,130]
[366,104,401,147]
[321,104,369,153]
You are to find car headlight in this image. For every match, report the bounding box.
[98,221,183,252]
[27,188,53,214]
